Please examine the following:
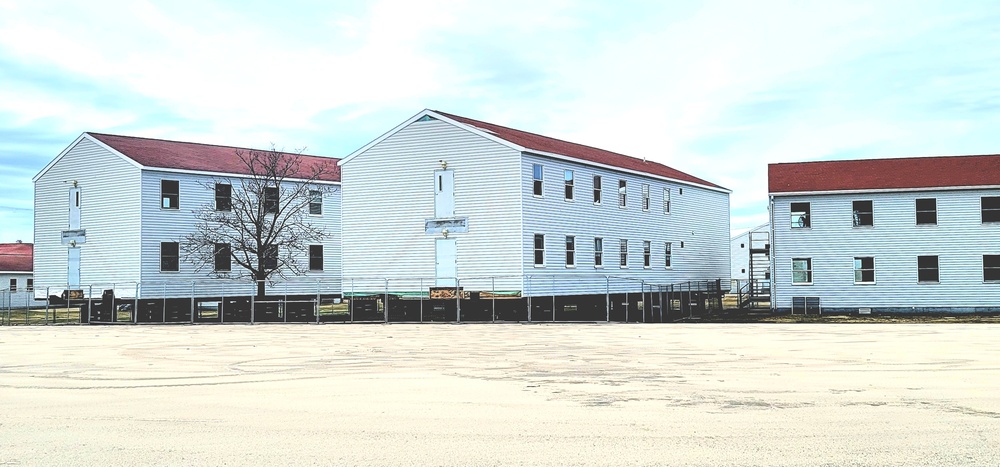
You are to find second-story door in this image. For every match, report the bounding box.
[434,169,454,218]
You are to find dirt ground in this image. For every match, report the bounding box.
[1,323,998,466]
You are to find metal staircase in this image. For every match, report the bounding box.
[739,230,771,309]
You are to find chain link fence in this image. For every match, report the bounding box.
[3,275,724,325]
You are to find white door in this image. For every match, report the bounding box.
[69,187,81,229]
[434,169,454,218]
[435,239,457,287]
[68,247,80,287]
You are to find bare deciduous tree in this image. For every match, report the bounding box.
[182,145,338,297]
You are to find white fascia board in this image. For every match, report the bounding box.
[338,109,527,166]
[524,149,732,194]
[338,109,430,166]
[770,184,1000,197]
[0,270,32,275]
[142,167,341,186]
[33,133,143,183]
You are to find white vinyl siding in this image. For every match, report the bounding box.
[33,136,142,292]
[521,152,730,296]
[139,169,342,296]
[772,188,1000,311]
[341,118,523,293]
[341,115,730,298]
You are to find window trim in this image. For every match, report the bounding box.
[984,254,1000,283]
[619,239,628,269]
[160,241,180,272]
[618,180,627,209]
[263,187,279,214]
[663,188,670,214]
[564,170,574,201]
[160,180,179,210]
[309,245,324,272]
[665,242,672,268]
[594,237,603,268]
[791,257,812,285]
[642,240,651,268]
[8,278,16,293]
[214,243,232,272]
[263,245,278,271]
[26,278,33,292]
[593,175,602,205]
[565,235,576,268]
[915,198,936,226]
[790,202,810,229]
[641,184,650,212]
[532,164,544,197]
[853,256,876,284]
[215,183,232,212]
[533,233,545,267]
[917,255,939,283]
[852,200,874,227]
[982,197,1000,224]
[309,190,323,216]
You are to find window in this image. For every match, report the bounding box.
[985,255,1000,282]
[26,279,33,292]
[215,183,231,211]
[309,245,324,271]
[161,180,179,209]
[663,188,670,214]
[618,180,627,208]
[214,243,231,272]
[642,184,650,211]
[594,237,603,267]
[915,198,936,225]
[309,190,323,215]
[917,255,939,283]
[532,164,543,196]
[565,236,575,267]
[643,240,651,268]
[564,170,574,200]
[790,202,810,228]
[791,297,821,314]
[982,197,1000,223]
[665,242,672,268]
[593,176,602,204]
[619,239,628,268]
[263,245,278,270]
[264,187,279,214]
[8,278,15,292]
[160,242,179,272]
[533,234,545,266]
[854,257,875,283]
[791,258,812,284]
[853,200,873,227]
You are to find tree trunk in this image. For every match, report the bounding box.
[255,270,266,298]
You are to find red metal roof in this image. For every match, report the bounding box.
[769,154,1000,194]
[0,243,32,272]
[435,111,724,189]
[88,133,341,182]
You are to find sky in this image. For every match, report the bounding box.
[1,0,999,243]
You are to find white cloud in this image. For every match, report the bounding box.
[1,1,999,240]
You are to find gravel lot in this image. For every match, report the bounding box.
[1,323,998,466]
